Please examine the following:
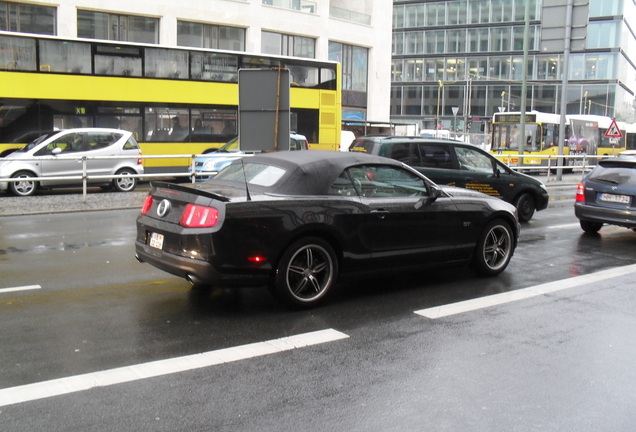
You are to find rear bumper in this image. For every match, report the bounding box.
[574,202,636,228]
[134,241,270,287]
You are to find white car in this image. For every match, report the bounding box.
[192,133,309,180]
[0,128,144,196]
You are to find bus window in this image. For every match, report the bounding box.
[0,35,36,71]
[95,45,142,77]
[320,67,337,90]
[145,48,188,79]
[288,65,318,87]
[542,124,557,150]
[39,40,91,74]
[145,108,189,142]
[190,52,238,82]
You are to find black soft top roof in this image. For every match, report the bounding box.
[218,150,407,196]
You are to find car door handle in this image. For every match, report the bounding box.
[371,209,389,219]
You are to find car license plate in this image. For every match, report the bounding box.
[149,232,164,249]
[600,193,630,204]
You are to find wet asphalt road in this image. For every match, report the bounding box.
[2,176,636,431]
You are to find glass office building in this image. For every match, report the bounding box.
[391,0,636,132]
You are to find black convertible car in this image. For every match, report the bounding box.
[135,151,520,308]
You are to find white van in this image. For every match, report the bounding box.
[340,130,356,151]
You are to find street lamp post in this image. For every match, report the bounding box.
[501,91,506,113]
[583,91,588,114]
[436,80,443,137]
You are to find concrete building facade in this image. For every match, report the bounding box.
[0,0,393,125]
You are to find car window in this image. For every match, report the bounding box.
[344,164,427,198]
[123,136,139,150]
[327,171,358,196]
[415,144,453,169]
[455,147,494,174]
[383,143,410,163]
[349,139,375,153]
[34,132,83,155]
[590,163,636,185]
[289,138,299,151]
[88,132,122,150]
[215,162,286,187]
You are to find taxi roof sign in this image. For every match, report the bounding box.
[605,118,623,138]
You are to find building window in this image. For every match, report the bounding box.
[405,31,424,55]
[392,33,404,55]
[77,10,158,44]
[405,4,424,28]
[177,21,245,51]
[261,31,315,58]
[0,1,55,35]
[586,21,620,49]
[329,41,368,92]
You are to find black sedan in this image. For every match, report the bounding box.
[135,151,520,308]
[575,156,636,233]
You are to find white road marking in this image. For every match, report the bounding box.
[0,329,349,408]
[546,223,580,229]
[0,285,41,294]
[415,264,636,319]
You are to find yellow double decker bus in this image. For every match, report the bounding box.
[0,32,341,174]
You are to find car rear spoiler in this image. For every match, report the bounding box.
[149,181,231,202]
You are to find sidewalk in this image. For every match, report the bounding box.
[0,190,148,217]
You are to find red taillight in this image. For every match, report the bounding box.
[180,204,219,228]
[248,256,267,264]
[141,195,153,215]
[576,183,586,202]
[138,152,143,165]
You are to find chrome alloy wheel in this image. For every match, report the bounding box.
[285,244,334,302]
[481,224,513,272]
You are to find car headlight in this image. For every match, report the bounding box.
[203,160,218,170]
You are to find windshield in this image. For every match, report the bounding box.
[18,132,58,152]
[491,123,540,152]
[219,137,240,152]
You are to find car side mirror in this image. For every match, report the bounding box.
[415,184,442,209]
[51,147,62,155]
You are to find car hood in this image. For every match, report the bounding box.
[2,150,29,160]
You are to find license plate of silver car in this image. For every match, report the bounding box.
[149,232,164,249]
[600,193,630,204]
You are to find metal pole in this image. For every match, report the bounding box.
[519,0,531,159]
[436,80,443,137]
[557,0,574,181]
[82,156,87,203]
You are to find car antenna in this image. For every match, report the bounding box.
[240,158,252,201]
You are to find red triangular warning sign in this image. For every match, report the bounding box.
[605,118,623,138]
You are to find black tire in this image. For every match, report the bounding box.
[270,237,338,309]
[580,220,603,233]
[471,219,514,277]
[9,171,38,197]
[112,168,137,192]
[515,192,536,222]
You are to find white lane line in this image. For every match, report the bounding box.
[0,285,41,294]
[416,263,636,319]
[0,328,349,408]
[547,223,580,229]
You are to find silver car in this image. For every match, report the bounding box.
[0,128,144,196]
